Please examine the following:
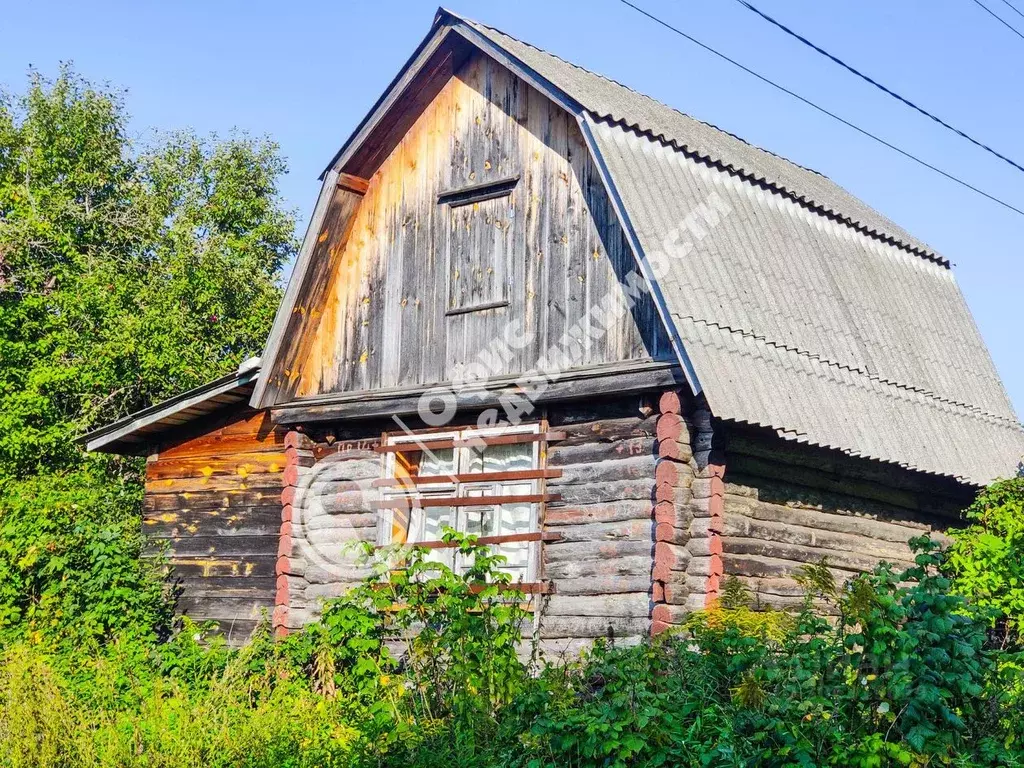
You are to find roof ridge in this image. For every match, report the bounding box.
[686,318,1024,430]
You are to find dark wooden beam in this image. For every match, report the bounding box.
[270,361,684,425]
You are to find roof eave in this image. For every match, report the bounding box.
[81,363,261,455]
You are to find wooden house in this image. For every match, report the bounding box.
[84,9,1024,648]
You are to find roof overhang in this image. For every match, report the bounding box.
[80,359,261,455]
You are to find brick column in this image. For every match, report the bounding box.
[650,394,727,634]
[651,389,695,635]
[689,404,725,607]
[274,429,313,639]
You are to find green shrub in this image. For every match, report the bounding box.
[948,477,1024,648]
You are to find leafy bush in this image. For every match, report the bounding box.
[0,65,296,649]
[3,534,1021,768]
[948,477,1024,648]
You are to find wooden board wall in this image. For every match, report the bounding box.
[144,408,287,645]
[282,51,666,401]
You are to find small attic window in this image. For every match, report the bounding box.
[440,176,518,315]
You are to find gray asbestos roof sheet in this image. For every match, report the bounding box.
[591,118,1024,485]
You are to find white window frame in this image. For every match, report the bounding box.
[378,423,543,583]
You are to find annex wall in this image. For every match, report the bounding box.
[144,408,287,644]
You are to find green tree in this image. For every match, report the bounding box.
[0,66,297,646]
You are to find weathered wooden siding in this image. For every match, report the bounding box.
[289,51,666,400]
[271,393,974,644]
[719,427,972,610]
[144,408,287,644]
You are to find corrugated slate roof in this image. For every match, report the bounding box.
[449,11,1024,484]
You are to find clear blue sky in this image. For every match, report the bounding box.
[4,1,1022,415]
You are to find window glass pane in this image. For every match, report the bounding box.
[466,442,533,474]
[395,446,455,478]
[420,504,454,542]
[493,540,529,582]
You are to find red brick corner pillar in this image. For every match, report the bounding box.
[651,394,726,635]
[651,389,694,635]
[274,429,313,639]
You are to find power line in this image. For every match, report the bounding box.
[998,0,1024,22]
[970,0,1024,41]
[734,0,1024,176]
[615,0,1024,218]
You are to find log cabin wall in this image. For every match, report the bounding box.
[277,393,671,647]
[144,408,287,644]
[284,51,668,402]
[718,425,974,610]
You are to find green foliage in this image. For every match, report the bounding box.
[280,532,534,763]
[520,541,1023,767]
[948,477,1024,647]
[6,534,1021,768]
[0,65,297,647]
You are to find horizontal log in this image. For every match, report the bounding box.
[538,616,649,639]
[147,452,287,480]
[544,538,653,563]
[146,472,282,495]
[724,495,931,542]
[555,417,656,446]
[544,500,653,526]
[544,519,651,544]
[166,555,277,579]
[144,490,279,512]
[722,513,913,562]
[300,512,378,531]
[162,534,279,558]
[723,538,913,573]
[296,525,375,546]
[145,519,279,538]
[556,479,655,505]
[544,593,651,618]
[544,555,653,580]
[169,576,277,597]
[551,576,653,596]
[177,595,273,620]
[144,504,281,528]
[159,430,286,462]
[547,437,654,467]
[552,455,657,486]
